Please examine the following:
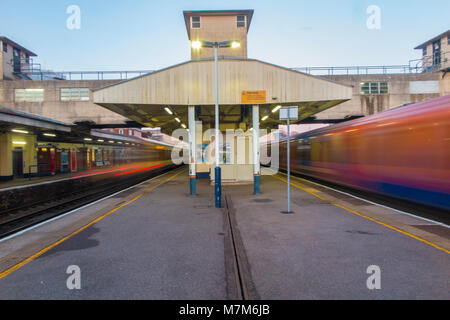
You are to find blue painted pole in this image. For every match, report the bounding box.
[215,166,221,208]
[190,176,196,195]
[254,174,260,195]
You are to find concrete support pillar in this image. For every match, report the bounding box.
[252,105,260,194]
[188,105,196,195]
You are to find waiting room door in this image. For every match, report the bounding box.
[12,150,23,177]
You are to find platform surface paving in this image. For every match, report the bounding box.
[0,167,448,299]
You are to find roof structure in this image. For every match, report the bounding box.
[93,57,352,133]
[414,29,450,50]
[0,37,37,56]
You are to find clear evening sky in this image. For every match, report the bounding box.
[1,0,449,71]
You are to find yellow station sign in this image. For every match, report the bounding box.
[241,90,267,104]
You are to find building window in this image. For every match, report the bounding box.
[360,82,389,95]
[2,42,6,53]
[119,129,123,135]
[191,16,200,29]
[423,47,427,56]
[237,15,246,28]
[448,37,450,45]
[15,89,44,102]
[60,88,90,101]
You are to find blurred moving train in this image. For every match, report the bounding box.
[276,95,450,211]
[34,142,172,177]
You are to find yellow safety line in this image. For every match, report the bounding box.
[272,173,450,255]
[272,174,328,201]
[0,168,185,280]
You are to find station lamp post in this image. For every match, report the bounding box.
[192,40,240,208]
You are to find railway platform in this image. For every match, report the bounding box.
[0,167,448,299]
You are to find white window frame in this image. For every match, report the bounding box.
[60,88,90,101]
[360,82,389,95]
[191,16,201,29]
[15,89,44,102]
[237,15,246,28]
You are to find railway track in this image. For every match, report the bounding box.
[0,164,178,239]
[223,193,259,300]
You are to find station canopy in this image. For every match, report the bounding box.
[93,57,353,133]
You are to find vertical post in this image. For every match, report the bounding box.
[188,105,196,195]
[287,118,291,213]
[214,45,221,208]
[252,105,260,194]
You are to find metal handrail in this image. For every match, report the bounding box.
[24,70,155,81]
[293,65,421,76]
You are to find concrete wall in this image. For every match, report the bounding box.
[0,80,130,125]
[315,72,445,119]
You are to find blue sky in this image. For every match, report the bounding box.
[0,0,449,71]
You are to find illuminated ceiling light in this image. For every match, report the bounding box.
[118,142,123,144]
[84,138,92,141]
[97,139,104,142]
[43,133,56,137]
[175,117,181,123]
[125,142,130,145]
[12,129,29,134]
[272,105,282,113]
[109,140,115,143]
[181,124,187,129]
[262,116,269,121]
[12,141,26,145]
[25,88,43,92]
[231,41,241,49]
[164,107,173,115]
[191,41,202,49]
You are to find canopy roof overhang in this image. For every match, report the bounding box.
[93,58,353,134]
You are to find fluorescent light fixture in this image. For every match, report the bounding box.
[181,124,187,129]
[84,138,92,141]
[272,105,282,113]
[109,140,115,143]
[175,117,181,123]
[12,141,26,145]
[25,88,43,92]
[43,133,56,137]
[118,142,123,144]
[192,41,202,49]
[164,107,173,115]
[262,116,269,121]
[97,139,104,142]
[12,129,29,134]
[231,41,241,49]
